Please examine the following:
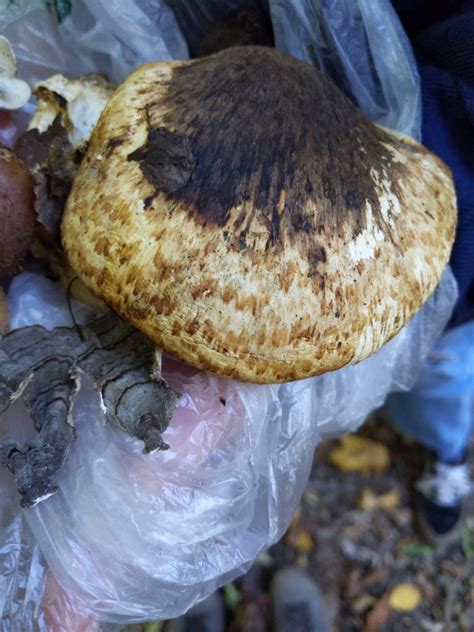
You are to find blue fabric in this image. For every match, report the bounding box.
[393,0,474,327]
[388,3,474,458]
[386,321,474,462]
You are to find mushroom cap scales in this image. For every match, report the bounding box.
[62,47,456,383]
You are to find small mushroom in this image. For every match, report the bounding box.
[62,46,457,383]
[0,143,36,277]
[0,36,31,110]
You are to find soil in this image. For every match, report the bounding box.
[228,413,474,631]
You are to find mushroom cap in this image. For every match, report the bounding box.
[62,47,456,383]
[0,144,35,277]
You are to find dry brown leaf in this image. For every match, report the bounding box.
[364,592,391,632]
[0,287,8,334]
[329,435,390,474]
[388,583,422,611]
[358,488,400,511]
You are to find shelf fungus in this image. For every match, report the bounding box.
[0,313,181,507]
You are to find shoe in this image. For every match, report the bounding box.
[271,567,330,632]
[416,454,472,548]
[166,591,225,632]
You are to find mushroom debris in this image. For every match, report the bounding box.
[16,73,114,240]
[0,314,180,507]
[1,66,182,508]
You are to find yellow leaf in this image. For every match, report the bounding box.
[284,506,314,554]
[285,526,314,554]
[329,435,390,474]
[358,488,400,511]
[388,583,422,611]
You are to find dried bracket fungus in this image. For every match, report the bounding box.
[0,313,180,507]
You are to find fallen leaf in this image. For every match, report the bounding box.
[364,592,391,632]
[358,488,400,511]
[388,583,422,611]
[285,525,314,554]
[400,542,432,558]
[329,435,390,474]
[284,507,314,554]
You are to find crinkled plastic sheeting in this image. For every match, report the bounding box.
[0,0,451,627]
[1,271,457,625]
[1,0,420,137]
[164,0,421,138]
[0,0,188,85]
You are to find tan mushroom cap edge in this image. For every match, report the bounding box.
[62,47,457,384]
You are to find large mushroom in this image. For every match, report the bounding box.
[62,46,456,384]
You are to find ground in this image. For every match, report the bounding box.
[226,413,474,632]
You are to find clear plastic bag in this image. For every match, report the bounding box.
[165,0,421,138]
[1,0,420,136]
[0,0,188,85]
[269,0,421,138]
[0,0,445,627]
[1,269,457,626]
